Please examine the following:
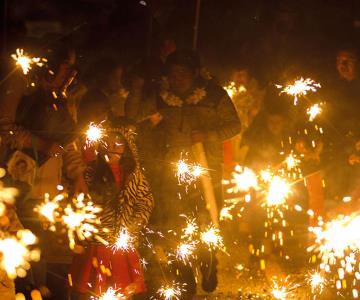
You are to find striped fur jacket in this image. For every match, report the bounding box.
[84,126,154,243]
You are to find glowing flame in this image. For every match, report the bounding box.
[158,282,185,300]
[200,225,224,250]
[181,217,199,239]
[176,160,204,186]
[307,271,326,295]
[224,81,247,99]
[227,165,258,194]
[94,287,125,300]
[112,228,135,252]
[276,77,321,105]
[175,241,197,264]
[11,48,45,75]
[307,103,323,122]
[0,230,40,279]
[284,153,300,170]
[266,176,290,207]
[62,194,102,249]
[85,122,107,147]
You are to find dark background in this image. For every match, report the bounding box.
[2,0,360,82]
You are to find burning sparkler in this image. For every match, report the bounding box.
[284,153,301,171]
[308,214,360,297]
[200,224,224,251]
[307,271,327,295]
[226,165,258,194]
[176,159,204,186]
[92,287,125,300]
[224,81,246,99]
[266,176,290,207]
[0,230,40,279]
[276,77,321,105]
[175,241,197,265]
[62,194,102,249]
[157,282,186,300]
[11,48,46,75]
[271,277,298,300]
[112,228,135,252]
[307,103,323,122]
[85,122,107,147]
[181,217,199,239]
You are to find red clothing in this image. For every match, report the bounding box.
[71,154,145,296]
[69,246,145,295]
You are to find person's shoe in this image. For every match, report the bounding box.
[200,251,218,293]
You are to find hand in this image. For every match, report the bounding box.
[73,175,88,194]
[149,112,163,126]
[349,154,360,165]
[48,143,64,157]
[191,130,207,144]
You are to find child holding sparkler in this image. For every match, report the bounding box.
[69,102,154,299]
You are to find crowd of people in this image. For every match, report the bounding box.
[0,31,359,300]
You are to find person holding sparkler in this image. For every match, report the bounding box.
[126,50,240,297]
[69,102,154,299]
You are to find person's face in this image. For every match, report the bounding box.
[336,51,357,81]
[168,64,196,95]
[267,114,284,136]
[231,70,250,86]
[105,136,126,163]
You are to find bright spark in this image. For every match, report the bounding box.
[181,217,199,239]
[175,241,197,264]
[307,271,327,295]
[0,230,40,279]
[112,228,135,252]
[227,165,258,193]
[200,225,224,251]
[157,282,185,300]
[62,194,102,249]
[11,48,45,75]
[276,77,321,105]
[307,103,323,122]
[85,122,107,147]
[266,176,290,207]
[224,81,247,99]
[176,160,204,186]
[284,153,300,170]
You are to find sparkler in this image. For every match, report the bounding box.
[226,165,258,194]
[181,217,199,239]
[271,277,298,300]
[308,214,360,297]
[307,103,323,122]
[200,224,224,251]
[112,228,135,252]
[92,287,125,300]
[85,122,107,148]
[175,241,197,265]
[62,194,102,249]
[276,77,321,105]
[266,176,290,207]
[11,48,46,75]
[176,159,204,186]
[284,153,300,171]
[307,271,327,295]
[0,230,40,279]
[157,282,186,300]
[224,81,246,99]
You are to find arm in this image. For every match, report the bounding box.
[121,170,154,231]
[207,94,241,142]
